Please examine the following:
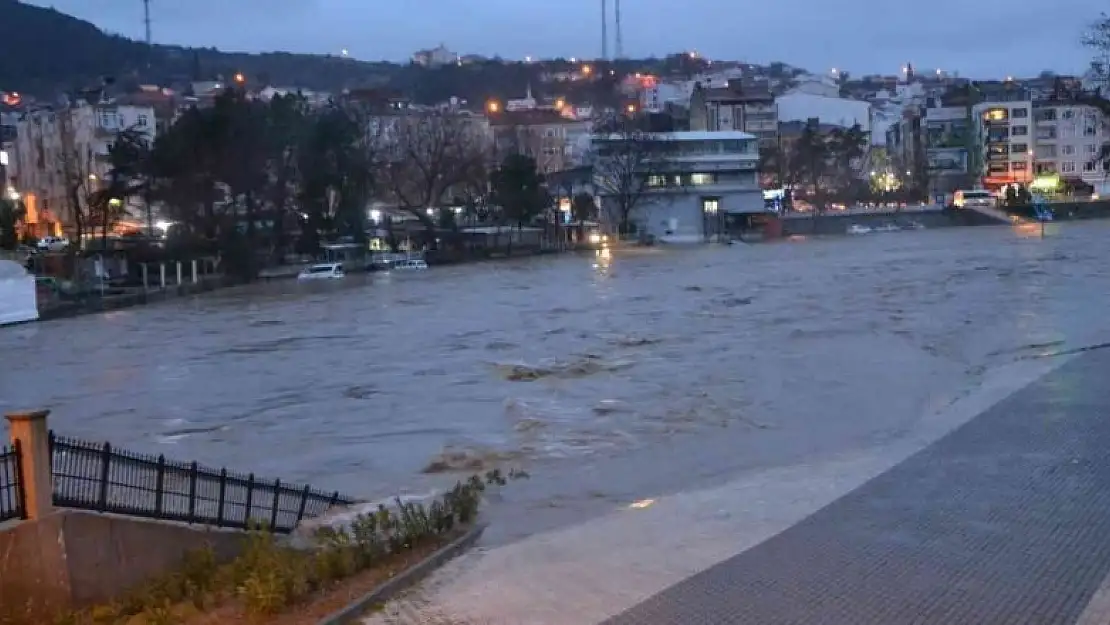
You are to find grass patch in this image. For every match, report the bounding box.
[50,469,525,625]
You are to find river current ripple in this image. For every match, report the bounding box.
[3,222,1109,541]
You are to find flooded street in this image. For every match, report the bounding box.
[4,222,1110,543]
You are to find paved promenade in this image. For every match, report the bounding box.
[366,348,1110,624]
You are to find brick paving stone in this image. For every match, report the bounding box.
[603,347,1110,625]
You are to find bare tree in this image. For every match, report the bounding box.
[380,111,491,242]
[589,115,675,236]
[54,111,96,248]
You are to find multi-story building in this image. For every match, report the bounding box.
[592,130,770,242]
[1028,100,1108,182]
[412,45,457,68]
[489,110,592,173]
[971,99,1035,188]
[12,102,157,238]
[0,112,16,192]
[688,82,778,146]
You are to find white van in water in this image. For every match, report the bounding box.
[297,263,345,281]
[953,189,995,208]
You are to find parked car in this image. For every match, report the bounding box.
[36,236,70,252]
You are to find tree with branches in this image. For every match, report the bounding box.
[380,111,491,245]
[590,115,675,236]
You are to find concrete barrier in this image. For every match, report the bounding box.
[0,510,246,622]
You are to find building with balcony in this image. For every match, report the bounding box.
[11,102,156,238]
[1028,101,1108,183]
[971,100,1034,189]
[688,82,778,146]
[592,130,769,242]
[489,110,593,174]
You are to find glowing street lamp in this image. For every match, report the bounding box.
[234,72,246,84]
[486,100,500,113]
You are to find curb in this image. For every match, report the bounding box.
[316,522,487,625]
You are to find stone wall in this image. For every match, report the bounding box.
[781,208,1000,237]
[0,510,246,623]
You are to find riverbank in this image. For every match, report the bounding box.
[27,246,568,324]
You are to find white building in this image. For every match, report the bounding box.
[640,81,693,113]
[776,92,872,133]
[592,131,767,243]
[1028,101,1109,183]
[971,100,1035,186]
[12,102,156,238]
[412,45,457,68]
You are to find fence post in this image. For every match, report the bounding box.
[216,469,227,525]
[187,461,198,523]
[270,479,281,530]
[244,473,255,528]
[295,484,311,525]
[154,455,166,516]
[5,410,54,520]
[97,443,112,511]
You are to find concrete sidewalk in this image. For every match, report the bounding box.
[364,350,1103,624]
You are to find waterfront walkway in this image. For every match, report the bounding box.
[365,346,1110,624]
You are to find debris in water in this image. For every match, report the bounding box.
[592,399,632,415]
[494,355,635,382]
[421,447,522,474]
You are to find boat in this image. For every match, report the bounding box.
[846,224,872,235]
[297,263,345,281]
[390,259,428,271]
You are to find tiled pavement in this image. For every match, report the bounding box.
[365,351,1110,624]
[604,347,1110,624]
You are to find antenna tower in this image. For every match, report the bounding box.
[614,0,623,59]
[143,0,152,46]
[601,0,608,60]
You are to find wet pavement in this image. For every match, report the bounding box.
[3,221,1110,549]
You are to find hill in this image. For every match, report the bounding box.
[0,0,398,97]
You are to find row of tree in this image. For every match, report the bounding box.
[759,123,874,209]
[65,90,565,274]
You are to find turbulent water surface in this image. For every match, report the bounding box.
[3,222,1109,543]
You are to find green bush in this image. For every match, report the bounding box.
[55,469,527,624]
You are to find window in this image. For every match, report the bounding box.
[1087,144,1099,154]
[1011,125,1028,136]
[1059,125,1076,139]
[136,114,150,127]
[1062,144,1075,155]
[1036,126,1056,140]
[1085,126,1098,137]
[1011,161,1028,171]
[1011,143,1028,154]
[690,173,715,185]
[1035,109,1057,122]
[1062,161,1077,173]
[1035,145,1057,158]
[1062,109,1076,119]
[988,162,1009,174]
[647,175,668,187]
[1011,107,1028,118]
[701,198,719,214]
[985,108,1008,121]
[1085,161,1098,172]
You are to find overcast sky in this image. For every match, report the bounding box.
[26,0,1103,78]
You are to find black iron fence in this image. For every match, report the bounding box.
[49,433,354,532]
[0,442,26,523]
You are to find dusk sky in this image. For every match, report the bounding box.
[26,0,1103,78]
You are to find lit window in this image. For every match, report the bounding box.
[690,173,714,185]
[702,198,719,214]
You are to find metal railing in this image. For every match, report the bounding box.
[0,442,26,523]
[49,433,354,532]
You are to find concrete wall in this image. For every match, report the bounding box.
[782,208,1000,236]
[0,510,246,623]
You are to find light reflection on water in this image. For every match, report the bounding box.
[3,223,1110,515]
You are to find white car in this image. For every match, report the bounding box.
[297,263,345,280]
[36,236,69,251]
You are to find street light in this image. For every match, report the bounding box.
[486,100,500,113]
[234,72,245,84]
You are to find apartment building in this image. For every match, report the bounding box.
[1028,100,1108,182]
[688,82,778,146]
[12,102,156,238]
[489,110,592,173]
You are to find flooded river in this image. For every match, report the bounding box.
[3,222,1110,543]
